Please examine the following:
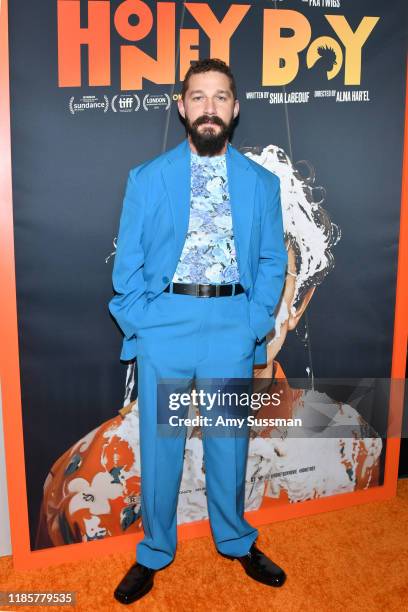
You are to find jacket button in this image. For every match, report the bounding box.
[162,276,169,283]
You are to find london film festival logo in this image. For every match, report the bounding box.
[56,2,379,90]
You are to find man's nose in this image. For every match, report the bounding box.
[203,97,216,115]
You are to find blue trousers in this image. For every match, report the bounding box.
[135,285,258,569]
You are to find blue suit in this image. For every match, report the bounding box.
[109,139,287,568]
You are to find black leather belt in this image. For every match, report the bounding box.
[164,282,245,298]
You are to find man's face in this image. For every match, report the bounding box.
[178,70,239,156]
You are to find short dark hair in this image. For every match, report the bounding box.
[181,58,237,100]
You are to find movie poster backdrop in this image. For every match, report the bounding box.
[2,0,407,567]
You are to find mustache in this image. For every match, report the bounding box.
[192,115,226,129]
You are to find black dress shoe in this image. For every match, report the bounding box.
[223,543,286,587]
[113,562,155,604]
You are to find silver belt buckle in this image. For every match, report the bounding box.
[200,284,212,298]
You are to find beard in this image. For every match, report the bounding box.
[185,114,235,156]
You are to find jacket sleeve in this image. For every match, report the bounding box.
[108,168,148,340]
[248,173,288,342]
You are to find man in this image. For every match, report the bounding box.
[109,58,288,604]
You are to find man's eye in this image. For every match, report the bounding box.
[193,96,203,101]
[217,96,226,101]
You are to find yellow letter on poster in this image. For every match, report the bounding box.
[263,9,311,86]
[185,3,251,66]
[326,15,379,85]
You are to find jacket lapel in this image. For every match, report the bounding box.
[161,140,191,268]
[226,143,256,277]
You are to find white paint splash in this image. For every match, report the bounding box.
[244,145,341,306]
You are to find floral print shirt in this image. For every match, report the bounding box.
[172,151,240,284]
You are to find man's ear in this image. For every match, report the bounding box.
[178,97,186,119]
[287,287,315,331]
[233,99,239,119]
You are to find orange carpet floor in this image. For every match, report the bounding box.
[1,478,407,612]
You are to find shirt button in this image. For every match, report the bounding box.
[162,276,169,283]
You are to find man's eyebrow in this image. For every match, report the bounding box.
[188,89,232,96]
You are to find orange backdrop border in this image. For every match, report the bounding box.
[1,0,407,571]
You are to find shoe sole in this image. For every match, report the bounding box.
[113,581,153,605]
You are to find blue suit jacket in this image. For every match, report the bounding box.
[109,139,288,366]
